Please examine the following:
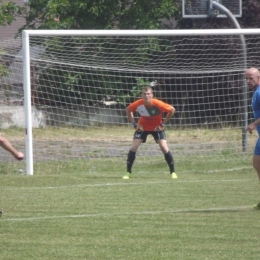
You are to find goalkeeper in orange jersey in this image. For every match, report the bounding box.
[123,86,177,179]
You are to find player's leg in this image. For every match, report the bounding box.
[253,154,260,181]
[253,154,260,209]
[127,139,142,172]
[123,131,146,179]
[0,136,24,160]
[154,131,177,178]
[253,138,260,209]
[157,139,176,177]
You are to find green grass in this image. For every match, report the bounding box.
[0,125,251,144]
[1,155,260,260]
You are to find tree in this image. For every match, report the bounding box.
[0,0,183,107]
[0,0,24,26]
[11,0,181,31]
[2,0,260,114]
[1,0,260,32]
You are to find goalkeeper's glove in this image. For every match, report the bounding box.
[133,122,143,132]
[154,123,165,132]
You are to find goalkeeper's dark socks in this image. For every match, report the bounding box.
[127,150,136,173]
[164,151,175,174]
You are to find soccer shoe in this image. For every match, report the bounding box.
[253,202,260,210]
[171,172,178,179]
[122,172,131,179]
[0,209,2,216]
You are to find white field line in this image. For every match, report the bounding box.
[15,166,253,177]
[1,178,254,191]
[2,206,252,222]
[204,166,253,173]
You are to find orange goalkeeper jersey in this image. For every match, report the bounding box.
[127,98,173,131]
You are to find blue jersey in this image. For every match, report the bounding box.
[252,85,260,135]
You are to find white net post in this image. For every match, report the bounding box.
[22,30,33,175]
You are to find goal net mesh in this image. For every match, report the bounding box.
[1,31,260,173]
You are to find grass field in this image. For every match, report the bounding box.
[1,155,260,260]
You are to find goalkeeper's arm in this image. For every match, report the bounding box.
[126,107,143,131]
[126,107,135,125]
[247,117,260,134]
[154,107,175,131]
[163,107,175,125]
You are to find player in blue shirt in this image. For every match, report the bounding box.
[246,67,260,209]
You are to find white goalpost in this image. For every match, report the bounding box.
[21,29,260,175]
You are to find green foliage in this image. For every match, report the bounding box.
[0,0,24,26]
[0,50,10,77]
[0,63,9,77]
[15,0,180,31]
[35,61,151,107]
[2,0,259,113]
[116,78,151,105]
[32,35,169,107]
[1,0,260,32]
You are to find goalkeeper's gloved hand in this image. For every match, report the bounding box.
[154,123,165,132]
[133,122,143,132]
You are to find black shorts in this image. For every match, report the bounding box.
[133,130,166,143]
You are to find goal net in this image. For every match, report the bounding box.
[7,29,260,174]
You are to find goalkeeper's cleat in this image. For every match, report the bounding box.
[253,202,260,210]
[123,172,131,179]
[0,209,2,216]
[171,172,178,179]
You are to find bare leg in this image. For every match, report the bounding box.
[157,139,169,154]
[0,136,24,160]
[130,139,143,153]
[253,155,260,181]
[127,139,142,173]
[0,137,23,216]
[158,139,175,175]
[252,155,260,209]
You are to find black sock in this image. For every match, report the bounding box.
[127,150,136,173]
[164,151,175,174]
